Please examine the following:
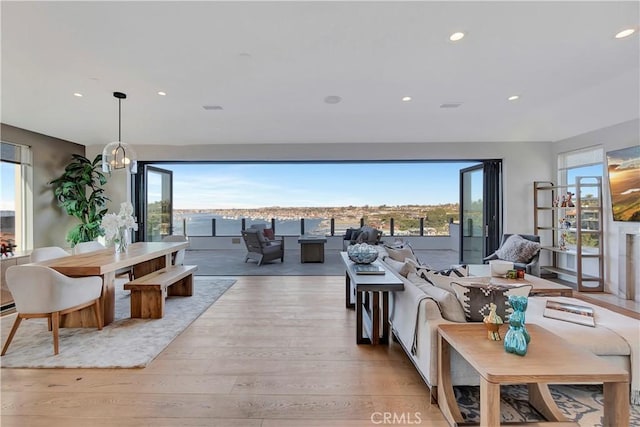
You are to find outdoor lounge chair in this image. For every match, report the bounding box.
[241,228,284,266]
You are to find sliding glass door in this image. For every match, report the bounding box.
[136,165,173,242]
[459,161,502,264]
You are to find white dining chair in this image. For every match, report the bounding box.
[162,235,187,266]
[30,246,70,263]
[74,241,106,254]
[1,265,103,356]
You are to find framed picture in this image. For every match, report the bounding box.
[606,145,640,222]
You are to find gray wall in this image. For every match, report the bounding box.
[1,123,85,249]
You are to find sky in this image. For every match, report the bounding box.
[151,161,480,210]
[0,162,16,211]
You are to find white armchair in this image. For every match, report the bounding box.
[162,235,187,266]
[1,265,103,355]
[74,241,107,254]
[30,246,70,262]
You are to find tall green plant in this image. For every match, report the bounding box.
[50,154,109,246]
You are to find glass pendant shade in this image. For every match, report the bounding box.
[102,141,137,174]
[102,91,137,174]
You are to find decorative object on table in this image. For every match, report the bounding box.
[543,300,595,327]
[49,154,109,246]
[101,202,138,253]
[506,269,518,279]
[1,239,16,257]
[489,259,513,277]
[354,264,384,275]
[504,295,530,356]
[347,243,379,264]
[483,303,504,340]
[102,92,137,174]
[558,217,568,251]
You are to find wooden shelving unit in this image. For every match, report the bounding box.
[533,177,604,292]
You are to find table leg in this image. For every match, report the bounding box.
[60,271,116,327]
[371,291,380,345]
[480,379,501,427]
[381,291,389,344]
[345,272,354,309]
[356,289,365,344]
[437,335,465,426]
[528,383,568,422]
[603,381,629,427]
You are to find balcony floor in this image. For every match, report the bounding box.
[184,249,460,276]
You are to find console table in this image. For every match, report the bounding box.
[340,252,404,344]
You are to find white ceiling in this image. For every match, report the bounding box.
[1,1,639,147]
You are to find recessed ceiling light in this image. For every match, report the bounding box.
[615,28,636,39]
[440,103,462,109]
[157,91,167,96]
[324,95,342,104]
[402,96,412,102]
[449,32,465,42]
[73,92,83,97]
[203,105,223,110]
[508,95,520,101]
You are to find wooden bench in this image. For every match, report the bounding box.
[124,265,198,319]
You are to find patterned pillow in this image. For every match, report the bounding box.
[495,235,540,263]
[450,282,532,322]
[420,265,469,293]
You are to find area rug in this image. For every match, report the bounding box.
[0,277,235,368]
[455,384,640,426]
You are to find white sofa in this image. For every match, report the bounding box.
[382,257,640,405]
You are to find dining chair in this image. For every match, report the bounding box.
[1,265,103,356]
[162,235,187,265]
[30,246,70,262]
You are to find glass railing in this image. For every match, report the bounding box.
[173,215,454,237]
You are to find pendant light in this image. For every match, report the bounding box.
[102,91,137,174]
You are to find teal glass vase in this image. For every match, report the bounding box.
[504,295,529,356]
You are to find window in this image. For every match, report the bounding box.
[1,142,33,252]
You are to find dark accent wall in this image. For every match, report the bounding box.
[1,123,85,248]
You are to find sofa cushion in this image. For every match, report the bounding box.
[495,235,540,263]
[450,281,533,322]
[413,281,467,323]
[386,246,418,263]
[383,257,413,277]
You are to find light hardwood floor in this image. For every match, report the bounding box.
[1,276,448,426]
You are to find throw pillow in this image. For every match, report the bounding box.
[263,228,275,240]
[344,228,354,240]
[356,230,369,243]
[386,246,418,263]
[450,281,533,322]
[415,282,467,323]
[383,257,412,277]
[421,265,469,293]
[495,235,540,263]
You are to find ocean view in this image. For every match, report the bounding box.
[174,213,327,236]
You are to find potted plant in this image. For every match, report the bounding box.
[49,154,109,246]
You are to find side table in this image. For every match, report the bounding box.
[298,235,327,263]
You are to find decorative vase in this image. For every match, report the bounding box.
[114,227,129,253]
[504,295,530,356]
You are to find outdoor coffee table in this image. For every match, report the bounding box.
[298,235,327,263]
[437,323,629,427]
[340,252,404,344]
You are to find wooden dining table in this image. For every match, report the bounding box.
[34,241,189,328]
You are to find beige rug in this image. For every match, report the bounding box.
[0,277,235,368]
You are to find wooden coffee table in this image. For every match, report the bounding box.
[437,323,629,427]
